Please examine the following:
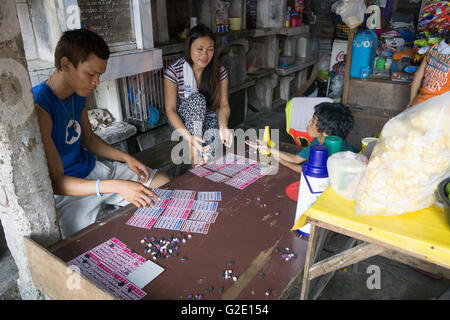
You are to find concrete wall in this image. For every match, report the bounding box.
[0,0,61,300]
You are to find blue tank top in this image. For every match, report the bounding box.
[32,81,96,178]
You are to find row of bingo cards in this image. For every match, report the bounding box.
[189,153,267,188]
[126,214,159,229]
[224,163,277,190]
[181,220,210,234]
[126,204,165,229]
[152,188,196,200]
[189,210,219,223]
[126,190,195,229]
[217,164,243,177]
[153,216,211,234]
[192,200,219,212]
[203,162,228,171]
[189,166,212,177]
[197,191,222,201]
[153,216,186,230]
[126,189,222,234]
[67,238,147,300]
[171,189,196,199]
[162,206,191,220]
[152,188,174,199]
[204,172,229,182]
[225,171,263,190]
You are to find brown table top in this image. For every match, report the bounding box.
[51,144,308,300]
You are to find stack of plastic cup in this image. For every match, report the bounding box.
[303,144,329,178]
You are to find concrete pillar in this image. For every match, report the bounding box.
[151,0,169,43]
[0,0,61,300]
[27,0,63,64]
[257,0,287,28]
[264,35,279,69]
[279,75,295,101]
[293,69,308,92]
[247,74,278,111]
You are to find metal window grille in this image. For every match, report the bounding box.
[120,53,182,132]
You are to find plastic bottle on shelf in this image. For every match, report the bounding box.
[286,6,291,27]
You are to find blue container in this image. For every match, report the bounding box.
[350,30,378,78]
[303,144,328,178]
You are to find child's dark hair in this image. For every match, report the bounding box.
[314,102,354,139]
[54,28,110,71]
[184,24,221,111]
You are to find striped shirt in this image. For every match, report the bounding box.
[164,57,228,113]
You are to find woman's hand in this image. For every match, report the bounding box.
[125,156,150,184]
[189,135,210,167]
[219,126,233,148]
[190,135,210,154]
[117,180,160,208]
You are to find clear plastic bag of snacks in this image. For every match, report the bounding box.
[355,92,450,216]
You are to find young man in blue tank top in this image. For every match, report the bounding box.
[33,29,170,237]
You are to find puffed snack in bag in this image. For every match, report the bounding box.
[355,92,450,216]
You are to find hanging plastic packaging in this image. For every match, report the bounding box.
[336,0,366,29]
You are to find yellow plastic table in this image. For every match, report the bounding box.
[295,187,450,300]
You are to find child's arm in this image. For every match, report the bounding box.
[279,156,306,173]
[280,158,302,173]
[246,139,306,168]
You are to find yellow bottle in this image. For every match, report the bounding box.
[260,126,272,156]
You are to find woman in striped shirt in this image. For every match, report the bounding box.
[164,24,232,165]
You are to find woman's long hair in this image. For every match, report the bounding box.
[184,24,221,111]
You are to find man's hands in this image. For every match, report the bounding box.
[125,156,150,184]
[116,180,160,208]
[122,155,160,208]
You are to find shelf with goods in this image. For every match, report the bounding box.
[138,0,315,138]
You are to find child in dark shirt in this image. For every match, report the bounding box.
[246,102,356,173]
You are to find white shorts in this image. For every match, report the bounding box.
[55,161,157,238]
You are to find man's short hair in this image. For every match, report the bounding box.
[314,102,354,139]
[54,28,110,70]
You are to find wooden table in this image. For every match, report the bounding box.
[31,143,309,300]
[298,188,450,300]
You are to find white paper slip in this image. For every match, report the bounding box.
[126,260,165,289]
